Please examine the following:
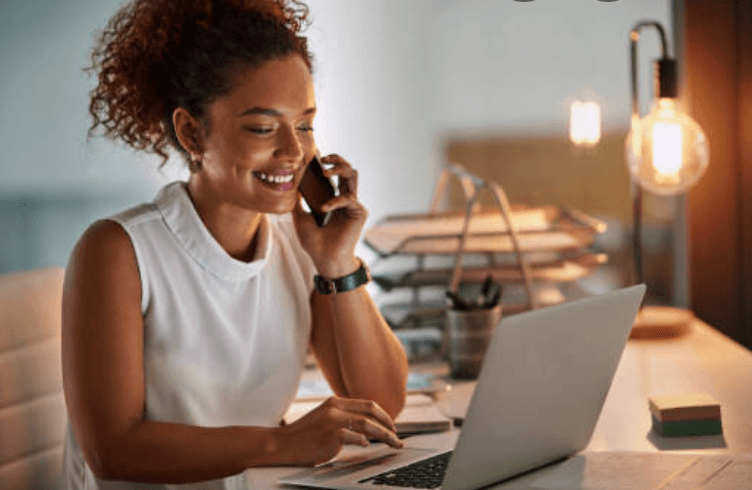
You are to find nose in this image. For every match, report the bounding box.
[275,124,305,162]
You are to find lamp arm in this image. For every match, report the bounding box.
[630,21,670,120]
[629,21,670,288]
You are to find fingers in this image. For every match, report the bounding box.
[326,397,403,449]
[316,154,367,221]
[349,415,403,449]
[339,398,397,433]
[321,195,368,221]
[338,427,370,447]
[321,154,358,199]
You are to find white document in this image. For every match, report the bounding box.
[529,452,752,490]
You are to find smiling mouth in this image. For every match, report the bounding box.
[252,170,296,191]
[253,171,294,184]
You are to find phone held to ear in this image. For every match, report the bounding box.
[299,154,336,227]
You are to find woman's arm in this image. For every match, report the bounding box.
[63,220,401,482]
[309,284,408,419]
[293,154,409,420]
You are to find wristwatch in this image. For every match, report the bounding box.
[314,258,371,294]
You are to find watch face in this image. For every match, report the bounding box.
[314,275,334,294]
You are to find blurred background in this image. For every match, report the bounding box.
[0,0,670,269]
[1,0,749,347]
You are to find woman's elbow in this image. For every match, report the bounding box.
[385,376,408,419]
[78,445,110,480]
[83,439,127,481]
[78,428,139,481]
[386,394,406,420]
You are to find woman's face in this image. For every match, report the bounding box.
[193,54,316,214]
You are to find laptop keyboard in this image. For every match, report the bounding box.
[359,451,452,488]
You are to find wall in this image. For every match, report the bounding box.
[682,0,752,347]
[427,0,671,137]
[0,0,158,273]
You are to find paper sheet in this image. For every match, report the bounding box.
[529,452,752,490]
[295,372,444,401]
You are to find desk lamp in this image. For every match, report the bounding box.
[627,21,709,337]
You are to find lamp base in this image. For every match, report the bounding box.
[630,305,694,339]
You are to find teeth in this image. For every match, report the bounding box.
[255,172,294,184]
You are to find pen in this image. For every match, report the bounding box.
[482,283,502,309]
[479,275,493,308]
[445,290,471,310]
[446,280,502,310]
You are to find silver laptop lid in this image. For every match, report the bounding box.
[442,284,645,490]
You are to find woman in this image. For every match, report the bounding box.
[61,0,408,488]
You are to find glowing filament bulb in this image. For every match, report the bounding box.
[626,97,709,195]
[569,101,601,148]
[652,122,682,182]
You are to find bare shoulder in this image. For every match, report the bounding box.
[64,219,142,312]
[73,219,134,258]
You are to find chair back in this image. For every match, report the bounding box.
[0,267,67,489]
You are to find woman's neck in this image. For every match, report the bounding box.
[183,180,264,263]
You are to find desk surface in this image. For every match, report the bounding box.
[245,320,752,489]
[588,321,752,454]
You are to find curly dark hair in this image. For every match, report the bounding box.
[86,0,312,166]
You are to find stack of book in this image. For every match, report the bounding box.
[649,393,723,437]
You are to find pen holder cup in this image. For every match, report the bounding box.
[444,304,502,380]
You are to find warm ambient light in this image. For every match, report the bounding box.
[626,21,711,339]
[626,98,709,195]
[569,100,601,148]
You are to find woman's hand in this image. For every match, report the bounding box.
[293,154,367,278]
[273,397,403,466]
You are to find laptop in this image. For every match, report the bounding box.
[279,284,646,490]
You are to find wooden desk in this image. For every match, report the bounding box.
[245,319,752,489]
[588,320,752,454]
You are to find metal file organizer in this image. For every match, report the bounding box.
[364,164,608,330]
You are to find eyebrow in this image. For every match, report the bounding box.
[238,106,317,117]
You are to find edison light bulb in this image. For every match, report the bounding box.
[569,100,601,148]
[625,98,709,195]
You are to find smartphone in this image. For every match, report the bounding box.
[299,154,336,227]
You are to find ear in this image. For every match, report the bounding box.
[172,107,204,157]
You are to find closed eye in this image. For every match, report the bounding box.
[244,126,274,135]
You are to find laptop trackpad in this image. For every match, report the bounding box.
[279,447,440,488]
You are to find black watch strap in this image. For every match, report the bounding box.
[314,259,371,294]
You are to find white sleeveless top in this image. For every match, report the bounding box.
[64,181,316,490]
